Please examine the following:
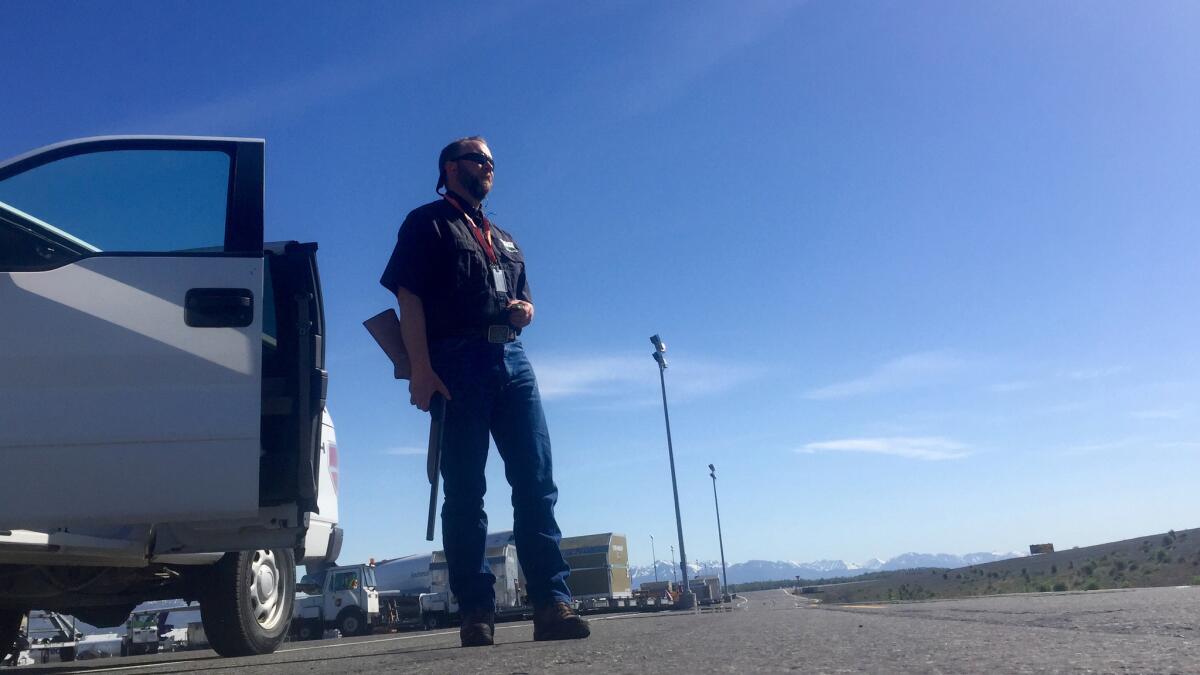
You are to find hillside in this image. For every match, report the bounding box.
[807,527,1200,603]
[629,551,1022,587]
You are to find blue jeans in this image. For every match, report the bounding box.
[430,337,572,612]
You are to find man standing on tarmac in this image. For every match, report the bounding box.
[380,136,591,648]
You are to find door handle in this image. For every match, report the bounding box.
[185,288,254,327]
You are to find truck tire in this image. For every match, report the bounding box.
[336,608,368,637]
[295,619,320,641]
[0,611,25,663]
[200,549,296,657]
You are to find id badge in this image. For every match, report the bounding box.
[491,264,508,293]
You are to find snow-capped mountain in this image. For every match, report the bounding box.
[627,551,1023,587]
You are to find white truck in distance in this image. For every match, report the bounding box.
[291,563,459,640]
[0,136,342,658]
[292,564,381,639]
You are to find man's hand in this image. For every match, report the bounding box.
[410,367,451,412]
[508,300,534,328]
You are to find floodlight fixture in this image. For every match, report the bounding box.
[650,334,666,352]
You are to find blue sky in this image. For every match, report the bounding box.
[5,1,1199,568]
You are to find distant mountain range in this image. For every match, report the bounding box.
[628,551,1024,587]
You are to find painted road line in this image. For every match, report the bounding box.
[60,631,460,674]
[279,630,457,653]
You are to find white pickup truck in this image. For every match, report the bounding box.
[0,136,342,657]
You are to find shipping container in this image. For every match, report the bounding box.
[560,533,632,600]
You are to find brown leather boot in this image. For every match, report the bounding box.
[459,607,495,647]
[533,601,591,641]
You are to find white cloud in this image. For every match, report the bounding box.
[1062,437,1200,456]
[1060,438,1143,456]
[1062,366,1130,381]
[797,437,969,461]
[535,356,645,400]
[1155,441,1200,450]
[576,0,808,119]
[380,446,425,457]
[804,351,965,400]
[115,3,532,133]
[1130,409,1186,420]
[990,380,1035,393]
[535,353,761,403]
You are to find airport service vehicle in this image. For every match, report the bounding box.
[292,561,457,639]
[0,136,342,658]
[124,611,161,656]
[292,564,381,639]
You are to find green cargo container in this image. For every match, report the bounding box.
[560,533,632,599]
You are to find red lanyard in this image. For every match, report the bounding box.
[444,194,496,264]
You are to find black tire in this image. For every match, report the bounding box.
[0,610,25,665]
[336,608,368,637]
[200,549,296,657]
[295,619,320,641]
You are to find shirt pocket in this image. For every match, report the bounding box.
[447,234,500,319]
[495,237,525,293]
[449,236,486,286]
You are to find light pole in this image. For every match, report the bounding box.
[650,534,659,582]
[651,334,694,609]
[709,463,730,602]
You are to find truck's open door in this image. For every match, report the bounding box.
[0,137,266,529]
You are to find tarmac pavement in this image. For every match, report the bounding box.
[21,586,1199,673]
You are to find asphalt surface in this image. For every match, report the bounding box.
[21,586,1200,673]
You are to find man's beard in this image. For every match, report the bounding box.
[461,172,490,202]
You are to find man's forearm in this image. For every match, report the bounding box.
[395,288,434,374]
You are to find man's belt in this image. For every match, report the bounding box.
[486,325,517,344]
[443,325,517,344]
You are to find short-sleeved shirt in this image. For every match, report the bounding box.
[380,196,531,340]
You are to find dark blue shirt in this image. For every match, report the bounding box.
[380,197,531,340]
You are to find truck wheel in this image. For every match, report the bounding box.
[200,549,296,657]
[296,619,320,641]
[336,608,368,637]
[0,611,25,662]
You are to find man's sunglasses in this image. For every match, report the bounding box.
[453,152,494,169]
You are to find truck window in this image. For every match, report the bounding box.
[332,572,360,591]
[0,149,232,256]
